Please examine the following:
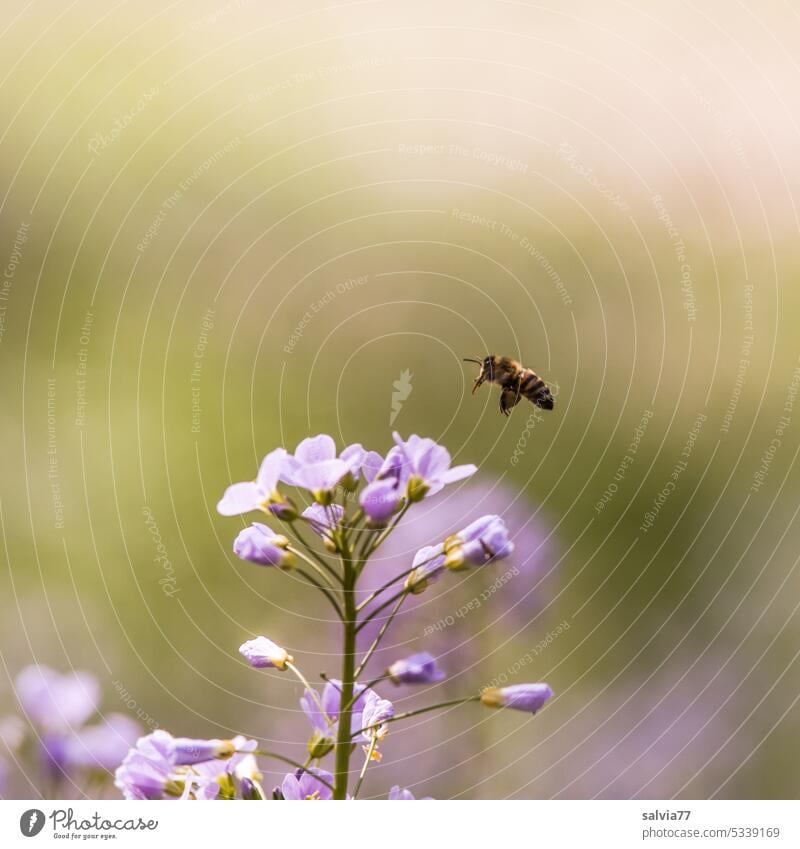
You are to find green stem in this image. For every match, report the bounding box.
[356,586,408,632]
[287,522,343,584]
[333,547,358,799]
[291,563,343,619]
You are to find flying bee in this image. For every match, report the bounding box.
[464,354,555,417]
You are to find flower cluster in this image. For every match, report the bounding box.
[106,432,554,801]
[0,665,142,796]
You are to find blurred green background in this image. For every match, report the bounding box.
[1,0,799,799]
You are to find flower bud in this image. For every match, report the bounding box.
[233,524,294,569]
[406,475,430,503]
[171,737,236,766]
[306,729,335,759]
[480,683,553,714]
[387,652,445,685]
[239,636,293,671]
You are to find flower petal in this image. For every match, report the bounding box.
[294,435,337,465]
[216,482,263,516]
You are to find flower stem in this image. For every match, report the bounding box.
[350,696,482,739]
[333,546,358,799]
[247,750,335,793]
[354,592,408,678]
[352,737,378,799]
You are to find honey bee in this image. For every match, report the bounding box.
[464,355,555,416]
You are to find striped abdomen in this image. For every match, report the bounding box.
[518,369,554,410]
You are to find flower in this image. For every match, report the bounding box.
[281,436,353,501]
[388,785,432,799]
[60,713,143,770]
[170,737,237,766]
[239,637,293,671]
[359,447,406,523]
[301,503,344,549]
[391,432,477,501]
[277,767,333,800]
[480,683,553,714]
[358,690,394,742]
[233,523,294,568]
[15,665,100,731]
[300,679,368,739]
[387,652,445,685]
[443,514,514,570]
[114,731,258,800]
[217,448,288,516]
[404,545,446,595]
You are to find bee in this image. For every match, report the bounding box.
[464,354,555,416]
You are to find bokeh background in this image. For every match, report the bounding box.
[1,0,799,799]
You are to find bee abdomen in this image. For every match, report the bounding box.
[520,370,554,408]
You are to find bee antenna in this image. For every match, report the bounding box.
[463,357,482,365]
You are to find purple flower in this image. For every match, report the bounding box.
[233,523,294,568]
[239,636,293,671]
[60,713,143,770]
[388,785,432,799]
[301,679,368,738]
[278,767,333,800]
[301,503,343,545]
[15,665,100,731]
[360,477,403,523]
[114,731,258,800]
[170,737,237,766]
[281,435,352,499]
[481,683,553,714]
[217,448,288,516]
[444,514,514,570]
[404,545,446,595]
[392,432,477,501]
[358,690,394,742]
[387,652,445,685]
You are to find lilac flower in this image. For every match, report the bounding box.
[301,503,343,548]
[233,523,294,568]
[358,690,394,742]
[443,514,514,570]
[301,679,368,739]
[388,785,432,800]
[239,637,293,671]
[60,713,143,770]
[114,731,257,800]
[404,545,446,595]
[392,432,477,501]
[387,652,445,685]
[281,436,352,500]
[217,448,288,516]
[15,665,100,731]
[170,737,237,766]
[278,767,333,800]
[481,683,553,714]
[359,447,406,522]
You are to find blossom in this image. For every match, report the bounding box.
[480,683,553,714]
[404,545,446,595]
[359,447,406,522]
[114,731,257,800]
[301,503,343,548]
[391,432,477,501]
[281,436,353,500]
[358,690,394,742]
[217,448,288,516]
[388,785,432,800]
[301,679,368,739]
[277,767,333,800]
[233,523,294,568]
[15,665,100,731]
[387,652,445,685]
[60,713,143,770]
[443,514,514,570]
[239,637,293,671]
